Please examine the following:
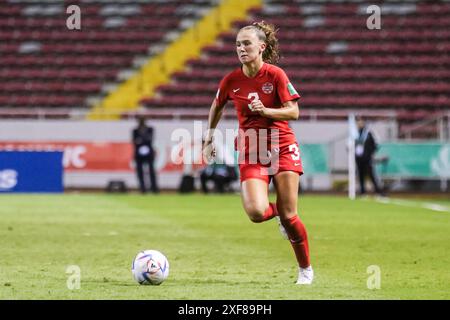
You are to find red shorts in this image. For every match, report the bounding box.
[239,142,304,183]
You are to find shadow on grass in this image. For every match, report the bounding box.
[82,277,274,287]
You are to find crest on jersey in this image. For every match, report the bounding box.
[262,82,274,94]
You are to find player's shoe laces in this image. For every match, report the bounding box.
[275,216,288,240]
[296,266,314,285]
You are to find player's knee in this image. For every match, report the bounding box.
[245,206,266,223]
[248,214,264,223]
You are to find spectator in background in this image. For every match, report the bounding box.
[132,117,159,193]
[200,163,238,194]
[355,116,384,196]
[200,140,237,193]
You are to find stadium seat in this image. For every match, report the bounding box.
[0,0,215,108]
[140,0,449,126]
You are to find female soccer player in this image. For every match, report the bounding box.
[202,22,313,284]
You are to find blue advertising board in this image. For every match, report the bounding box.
[0,151,63,193]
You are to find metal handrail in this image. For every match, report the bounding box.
[400,113,449,140]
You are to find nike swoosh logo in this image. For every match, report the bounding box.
[294,163,301,166]
[233,88,240,93]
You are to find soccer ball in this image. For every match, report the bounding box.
[132,250,169,285]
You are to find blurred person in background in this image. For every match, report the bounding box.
[200,139,237,193]
[199,163,238,193]
[355,116,384,196]
[132,117,159,194]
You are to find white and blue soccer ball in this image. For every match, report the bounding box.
[132,250,169,285]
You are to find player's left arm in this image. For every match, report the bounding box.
[251,67,300,120]
[250,99,299,120]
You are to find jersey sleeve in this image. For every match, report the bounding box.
[276,68,300,104]
[214,76,230,108]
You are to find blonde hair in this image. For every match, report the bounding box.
[240,21,280,64]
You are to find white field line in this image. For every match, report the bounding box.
[369,197,450,213]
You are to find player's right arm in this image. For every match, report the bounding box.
[204,98,225,143]
[203,99,224,162]
[203,78,229,161]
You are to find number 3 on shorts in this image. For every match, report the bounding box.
[289,143,300,161]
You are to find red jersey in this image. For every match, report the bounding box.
[215,63,300,154]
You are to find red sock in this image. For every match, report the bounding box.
[280,215,310,268]
[250,203,278,223]
[261,202,278,221]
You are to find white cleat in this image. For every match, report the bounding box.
[296,266,314,285]
[275,216,288,240]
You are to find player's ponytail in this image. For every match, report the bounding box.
[241,21,280,64]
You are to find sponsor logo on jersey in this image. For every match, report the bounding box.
[262,82,274,94]
[287,82,298,96]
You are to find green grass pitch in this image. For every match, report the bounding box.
[0,194,449,300]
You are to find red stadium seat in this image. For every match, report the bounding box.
[140,1,449,116]
[1,1,448,115]
[0,1,215,108]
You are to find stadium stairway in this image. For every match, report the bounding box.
[89,0,262,119]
